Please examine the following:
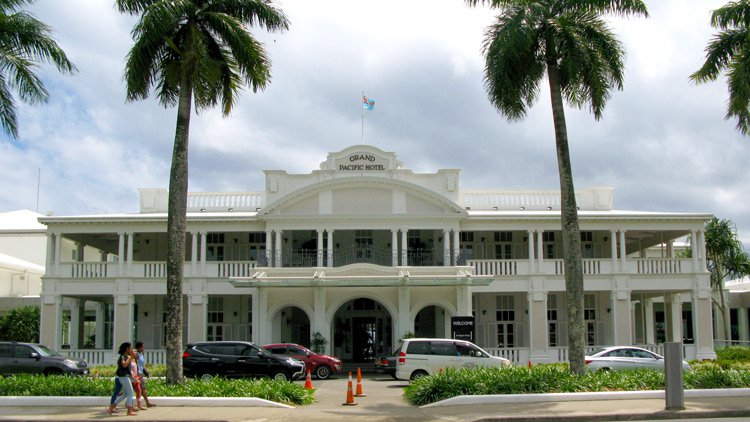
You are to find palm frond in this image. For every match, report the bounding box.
[710,0,750,30]
[565,0,648,17]
[206,0,289,32]
[725,44,750,134]
[0,74,18,137]
[691,29,748,84]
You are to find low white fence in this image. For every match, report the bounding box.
[66,349,166,366]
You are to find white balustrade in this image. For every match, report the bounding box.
[463,191,564,210]
[187,192,265,212]
[66,349,116,366]
[552,259,605,275]
[141,262,166,278]
[216,261,258,277]
[469,259,525,276]
[635,258,685,274]
[70,262,109,278]
[484,347,527,363]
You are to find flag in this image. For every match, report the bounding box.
[363,95,375,111]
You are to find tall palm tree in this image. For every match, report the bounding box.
[703,217,750,343]
[115,0,289,384]
[0,0,75,138]
[466,0,648,375]
[691,1,750,135]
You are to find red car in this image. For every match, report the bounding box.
[263,343,342,380]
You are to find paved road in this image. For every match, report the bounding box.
[1,373,750,421]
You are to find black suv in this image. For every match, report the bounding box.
[0,342,88,375]
[183,341,305,381]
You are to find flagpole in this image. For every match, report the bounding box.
[361,90,365,143]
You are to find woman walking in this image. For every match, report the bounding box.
[107,342,136,416]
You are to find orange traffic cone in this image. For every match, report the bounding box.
[355,367,367,397]
[304,369,313,390]
[342,372,358,406]
[528,360,533,368]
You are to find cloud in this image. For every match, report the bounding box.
[2,0,749,244]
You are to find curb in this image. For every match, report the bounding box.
[421,388,750,408]
[0,396,293,408]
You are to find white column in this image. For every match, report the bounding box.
[312,287,329,353]
[528,291,549,363]
[316,230,324,267]
[251,288,260,343]
[257,288,269,345]
[95,302,105,349]
[667,240,674,258]
[187,294,207,343]
[401,229,408,266]
[691,230,699,272]
[200,232,207,274]
[443,229,450,266]
[46,233,55,269]
[738,306,749,342]
[527,230,535,270]
[69,299,81,349]
[536,230,544,269]
[265,230,272,266]
[398,286,413,339]
[40,294,63,350]
[644,298,655,344]
[456,285,471,316]
[664,293,682,343]
[113,294,134,345]
[275,231,282,268]
[392,229,399,266]
[126,233,134,276]
[452,229,460,265]
[327,230,334,267]
[619,230,627,269]
[697,230,706,269]
[610,290,632,345]
[117,233,125,276]
[190,232,198,275]
[692,285,717,360]
[610,230,617,270]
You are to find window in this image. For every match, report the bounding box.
[542,232,555,242]
[496,295,515,348]
[584,294,597,346]
[581,231,594,258]
[240,345,261,356]
[406,341,430,354]
[0,344,12,358]
[495,244,512,259]
[548,294,558,347]
[494,232,513,242]
[207,297,225,341]
[248,233,266,243]
[460,232,474,242]
[580,231,593,242]
[207,233,225,262]
[430,342,457,356]
[14,345,33,358]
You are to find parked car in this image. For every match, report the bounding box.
[395,338,511,381]
[375,351,398,379]
[183,341,306,381]
[585,346,691,372]
[0,342,88,376]
[263,343,342,380]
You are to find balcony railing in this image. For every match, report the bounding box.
[334,247,393,267]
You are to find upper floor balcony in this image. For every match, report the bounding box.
[45,227,707,280]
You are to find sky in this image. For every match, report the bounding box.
[1,0,749,242]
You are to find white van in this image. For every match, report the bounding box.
[395,338,511,381]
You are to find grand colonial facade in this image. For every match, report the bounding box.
[38,145,716,365]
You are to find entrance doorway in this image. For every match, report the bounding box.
[275,306,310,347]
[332,298,392,363]
[414,305,446,338]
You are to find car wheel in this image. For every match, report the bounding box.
[272,371,291,381]
[199,373,214,381]
[598,367,611,372]
[410,370,428,381]
[43,368,63,376]
[315,365,331,380]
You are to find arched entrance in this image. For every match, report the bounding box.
[332,298,393,363]
[273,306,311,347]
[415,305,447,338]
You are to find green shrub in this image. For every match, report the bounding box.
[0,375,315,405]
[88,364,166,378]
[716,346,750,363]
[0,306,40,342]
[403,364,750,406]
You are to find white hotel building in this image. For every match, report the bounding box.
[38,145,716,365]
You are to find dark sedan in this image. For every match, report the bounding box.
[183,341,305,381]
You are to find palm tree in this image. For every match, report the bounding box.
[115,0,289,384]
[703,217,750,343]
[0,0,75,138]
[465,0,648,375]
[691,1,750,135]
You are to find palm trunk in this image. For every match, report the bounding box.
[165,74,193,385]
[720,285,730,342]
[547,62,586,376]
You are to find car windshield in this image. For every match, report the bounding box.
[588,348,608,357]
[35,345,61,357]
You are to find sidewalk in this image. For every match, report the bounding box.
[1,375,749,421]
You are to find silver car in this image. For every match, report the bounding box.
[584,346,691,372]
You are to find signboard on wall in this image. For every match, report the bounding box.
[451,316,475,342]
